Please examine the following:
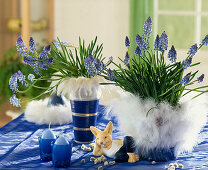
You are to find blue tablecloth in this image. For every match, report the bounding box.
[0,105,208,170]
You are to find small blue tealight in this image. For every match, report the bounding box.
[39,123,56,161]
[52,135,72,168]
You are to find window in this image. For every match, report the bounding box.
[154,0,208,49]
[154,0,208,88]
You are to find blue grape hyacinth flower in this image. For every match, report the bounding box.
[134,46,141,56]
[9,70,26,92]
[34,49,53,74]
[9,73,18,92]
[107,68,115,81]
[44,45,51,53]
[125,36,130,47]
[16,37,53,75]
[159,31,168,52]
[28,74,35,83]
[29,37,36,53]
[183,57,193,69]
[154,35,160,51]
[17,70,26,85]
[10,94,21,107]
[85,55,105,77]
[124,52,130,65]
[53,41,70,48]
[187,44,198,57]
[136,34,148,51]
[180,73,191,85]
[85,55,96,76]
[109,56,113,61]
[201,34,208,46]
[168,45,177,63]
[16,36,27,57]
[23,56,36,66]
[94,59,106,74]
[197,74,204,83]
[143,16,152,39]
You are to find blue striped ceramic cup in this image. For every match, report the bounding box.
[70,99,99,144]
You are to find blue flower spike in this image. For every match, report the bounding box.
[154,35,160,51]
[107,68,115,81]
[29,37,36,53]
[53,41,70,49]
[182,57,193,69]
[94,59,105,74]
[10,94,21,107]
[180,73,191,85]
[143,16,152,39]
[44,45,51,53]
[85,55,95,76]
[84,55,106,77]
[134,46,141,56]
[28,74,35,83]
[125,36,130,47]
[201,34,208,46]
[159,31,168,52]
[168,45,177,63]
[109,56,113,61]
[197,74,204,83]
[9,73,18,92]
[16,37,53,75]
[9,70,26,92]
[124,51,130,65]
[187,44,198,57]
[16,36,27,56]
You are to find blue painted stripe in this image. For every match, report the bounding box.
[74,130,94,143]
[72,115,97,128]
[70,100,99,113]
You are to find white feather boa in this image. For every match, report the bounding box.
[24,76,123,125]
[50,75,123,104]
[24,97,72,125]
[110,92,208,156]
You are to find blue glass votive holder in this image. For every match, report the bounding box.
[51,137,72,168]
[38,137,56,161]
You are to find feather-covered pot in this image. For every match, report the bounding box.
[111,92,208,161]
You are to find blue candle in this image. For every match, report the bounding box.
[52,135,72,168]
[54,135,69,145]
[39,124,56,161]
[41,129,56,139]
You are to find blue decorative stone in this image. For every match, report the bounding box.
[47,93,65,107]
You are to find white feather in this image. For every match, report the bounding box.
[24,97,72,125]
[110,92,208,156]
[50,73,124,104]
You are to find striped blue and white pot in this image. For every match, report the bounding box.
[70,99,99,144]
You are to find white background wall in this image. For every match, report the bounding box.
[54,0,129,62]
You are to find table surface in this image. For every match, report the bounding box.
[0,105,208,170]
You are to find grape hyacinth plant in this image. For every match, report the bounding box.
[9,36,108,107]
[102,17,208,162]
[16,36,53,75]
[102,16,208,107]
